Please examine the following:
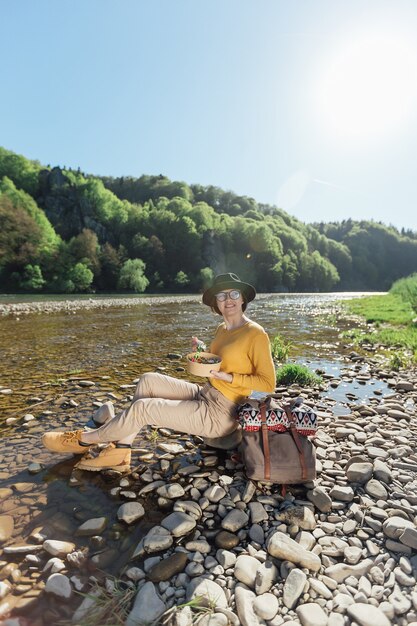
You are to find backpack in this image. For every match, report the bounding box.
[238,396,317,484]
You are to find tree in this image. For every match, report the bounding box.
[117,259,149,292]
[98,242,123,290]
[19,264,45,291]
[69,263,94,292]
[69,228,101,277]
[174,271,190,289]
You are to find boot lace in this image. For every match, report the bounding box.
[63,431,82,444]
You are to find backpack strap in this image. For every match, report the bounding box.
[260,402,271,481]
[283,403,307,481]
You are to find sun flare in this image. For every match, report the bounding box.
[317,30,417,143]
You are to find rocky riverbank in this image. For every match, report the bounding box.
[1,349,417,626]
[0,295,199,317]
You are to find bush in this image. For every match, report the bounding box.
[20,264,45,291]
[117,259,149,293]
[390,273,417,311]
[276,363,322,387]
[69,262,94,292]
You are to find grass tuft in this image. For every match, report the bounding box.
[271,333,292,363]
[276,363,322,387]
[58,577,136,626]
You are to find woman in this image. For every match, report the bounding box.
[42,273,276,471]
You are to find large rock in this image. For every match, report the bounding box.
[43,540,75,557]
[161,512,196,537]
[283,568,307,609]
[346,462,373,484]
[148,552,188,582]
[204,485,227,503]
[373,459,392,483]
[364,479,387,500]
[186,577,227,608]
[221,509,249,532]
[255,560,279,594]
[117,502,145,525]
[383,516,415,540]
[76,517,107,536]
[324,559,373,582]
[329,485,354,502]
[125,581,166,626]
[399,527,417,550]
[347,603,391,626]
[253,593,279,621]
[275,506,316,530]
[267,532,321,572]
[156,484,185,499]
[307,486,332,513]
[296,602,328,626]
[45,573,72,599]
[234,555,260,588]
[234,583,262,626]
[143,526,173,553]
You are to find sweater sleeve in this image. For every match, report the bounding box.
[232,332,276,392]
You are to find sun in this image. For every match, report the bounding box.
[316,29,417,143]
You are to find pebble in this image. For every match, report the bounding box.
[45,573,72,599]
[117,502,145,524]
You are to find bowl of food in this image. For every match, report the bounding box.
[186,352,222,377]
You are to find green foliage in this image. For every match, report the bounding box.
[389,352,409,371]
[275,363,323,386]
[174,271,190,288]
[390,273,417,311]
[2,146,417,295]
[0,147,42,196]
[19,264,45,291]
[271,334,292,362]
[0,177,60,254]
[117,259,149,292]
[69,262,94,292]
[315,219,417,290]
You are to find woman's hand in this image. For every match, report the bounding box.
[210,370,233,383]
[191,336,206,352]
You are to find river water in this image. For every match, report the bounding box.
[0,292,391,620]
[0,292,381,426]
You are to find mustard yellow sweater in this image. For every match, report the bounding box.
[209,320,276,404]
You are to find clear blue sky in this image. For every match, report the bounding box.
[2,0,417,231]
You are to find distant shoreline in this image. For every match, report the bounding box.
[0,292,377,317]
[0,294,200,316]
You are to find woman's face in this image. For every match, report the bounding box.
[214,288,244,316]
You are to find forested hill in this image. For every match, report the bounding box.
[1,146,416,294]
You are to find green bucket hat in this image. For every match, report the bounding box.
[202,273,256,307]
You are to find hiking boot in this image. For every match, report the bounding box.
[75,443,131,472]
[42,429,92,454]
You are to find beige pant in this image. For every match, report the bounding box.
[89,372,239,444]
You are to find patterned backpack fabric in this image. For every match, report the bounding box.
[238,396,317,484]
[238,400,317,435]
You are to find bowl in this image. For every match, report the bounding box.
[186,352,222,378]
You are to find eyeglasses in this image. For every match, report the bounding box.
[215,290,241,302]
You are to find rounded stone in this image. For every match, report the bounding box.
[253,593,279,620]
[148,553,188,582]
